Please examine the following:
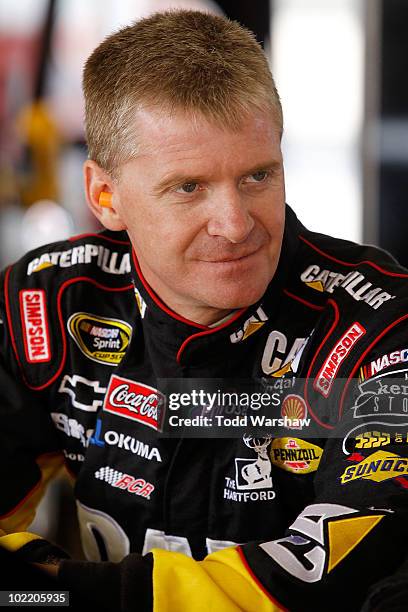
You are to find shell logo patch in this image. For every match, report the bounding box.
[68,312,132,366]
[270,438,322,474]
[281,394,307,429]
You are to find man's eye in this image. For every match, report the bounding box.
[246,170,269,183]
[176,182,199,194]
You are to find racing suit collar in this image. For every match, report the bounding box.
[129,205,300,367]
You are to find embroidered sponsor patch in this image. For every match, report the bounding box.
[20,289,51,363]
[224,436,276,502]
[58,374,106,412]
[89,418,162,462]
[340,450,408,484]
[359,348,408,381]
[27,244,131,276]
[103,375,161,430]
[261,331,309,377]
[230,306,268,343]
[270,438,322,474]
[280,394,308,429]
[94,466,155,499]
[68,312,132,366]
[300,264,395,309]
[314,322,366,397]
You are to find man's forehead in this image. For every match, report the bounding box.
[132,105,282,157]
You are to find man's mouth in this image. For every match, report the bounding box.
[202,246,262,263]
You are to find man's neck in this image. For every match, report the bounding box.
[172,304,236,327]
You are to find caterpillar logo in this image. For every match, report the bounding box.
[68,313,132,366]
[340,450,408,484]
[261,331,309,377]
[270,438,322,474]
[300,265,395,310]
[27,244,131,276]
[230,306,268,343]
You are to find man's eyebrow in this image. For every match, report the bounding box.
[152,172,202,195]
[243,160,283,176]
[152,159,282,195]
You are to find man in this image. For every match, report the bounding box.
[1,9,408,611]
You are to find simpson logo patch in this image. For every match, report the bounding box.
[20,290,51,363]
[271,438,322,474]
[103,375,162,430]
[340,450,408,484]
[314,322,366,397]
[68,313,132,366]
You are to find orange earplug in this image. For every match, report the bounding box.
[99,191,113,208]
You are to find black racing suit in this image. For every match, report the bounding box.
[1,205,408,611]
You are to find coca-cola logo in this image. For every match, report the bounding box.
[104,375,162,430]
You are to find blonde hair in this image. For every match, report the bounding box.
[83,9,283,175]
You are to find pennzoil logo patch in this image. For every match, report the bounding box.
[340,450,408,484]
[68,312,132,366]
[270,438,322,474]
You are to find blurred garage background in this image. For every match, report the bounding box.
[0,0,407,555]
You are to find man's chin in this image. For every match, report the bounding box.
[203,283,268,311]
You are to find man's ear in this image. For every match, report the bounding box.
[83,160,127,231]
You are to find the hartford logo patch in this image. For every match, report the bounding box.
[103,375,161,430]
[314,322,366,397]
[20,290,51,363]
[94,466,155,499]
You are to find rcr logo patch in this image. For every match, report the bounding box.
[68,313,132,366]
[94,466,155,499]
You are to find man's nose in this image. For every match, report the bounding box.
[206,189,255,244]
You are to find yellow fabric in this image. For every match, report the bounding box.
[152,546,284,612]
[0,531,42,552]
[0,452,63,533]
[327,514,384,573]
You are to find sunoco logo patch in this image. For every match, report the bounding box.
[340,450,408,484]
[68,312,132,366]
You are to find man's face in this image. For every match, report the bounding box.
[113,107,285,324]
